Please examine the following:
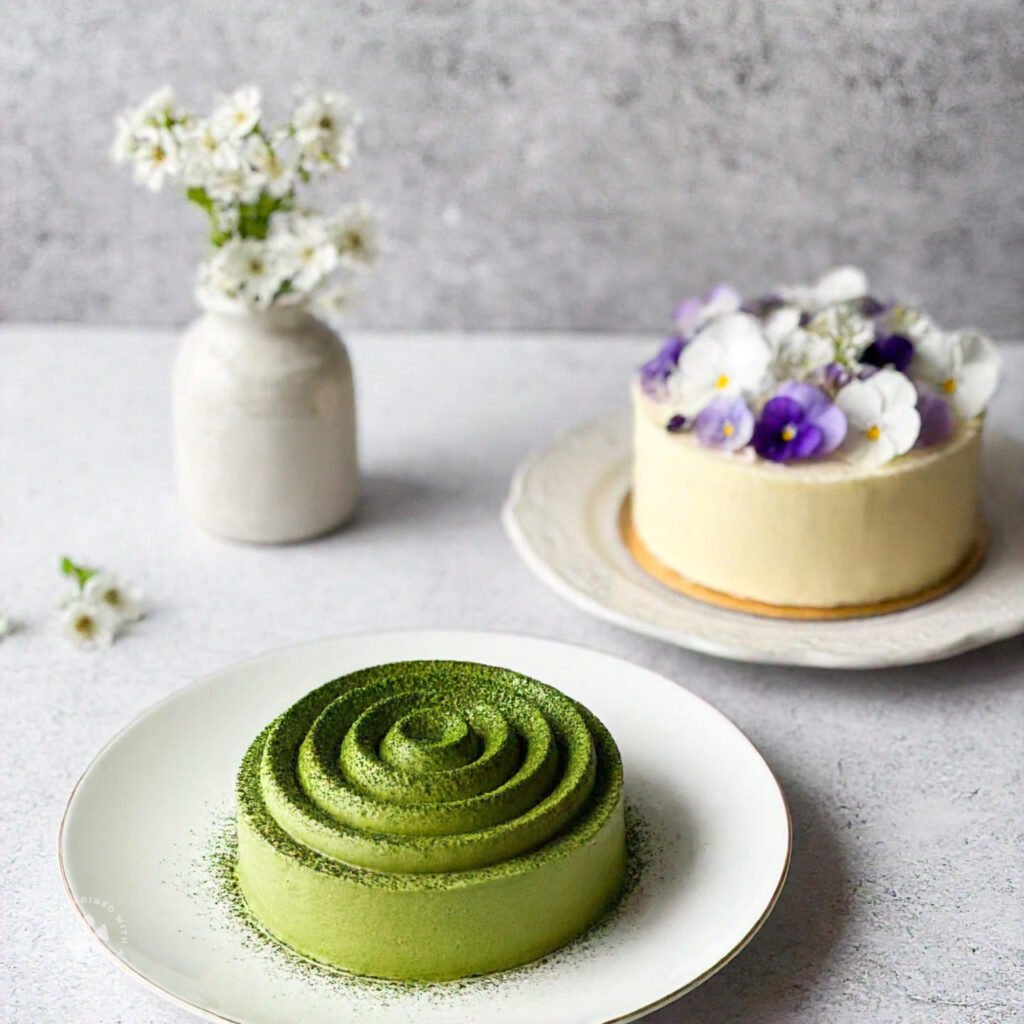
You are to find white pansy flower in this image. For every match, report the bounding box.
[835,368,921,467]
[212,239,285,308]
[326,202,380,271]
[211,86,262,140]
[83,572,144,623]
[667,313,772,418]
[781,265,869,313]
[272,216,338,293]
[243,134,294,198]
[811,265,869,307]
[912,329,1001,419]
[293,91,360,171]
[61,598,118,650]
[131,127,180,191]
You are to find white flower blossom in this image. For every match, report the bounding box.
[805,305,874,365]
[204,158,264,205]
[271,215,338,292]
[134,85,179,127]
[211,86,262,140]
[131,127,181,191]
[178,118,240,188]
[763,305,834,382]
[83,571,144,624]
[666,313,772,418]
[912,329,1001,419]
[835,368,921,467]
[293,91,359,171]
[115,84,377,311]
[326,202,380,271]
[208,239,285,308]
[243,134,295,198]
[61,598,118,650]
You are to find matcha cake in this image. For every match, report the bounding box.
[235,660,626,981]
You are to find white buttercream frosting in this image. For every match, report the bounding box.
[632,388,983,608]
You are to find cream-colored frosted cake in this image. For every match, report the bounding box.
[631,267,1001,612]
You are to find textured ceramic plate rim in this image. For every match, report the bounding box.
[59,629,791,1024]
[503,411,1024,669]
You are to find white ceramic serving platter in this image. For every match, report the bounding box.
[60,630,790,1024]
[504,412,1024,669]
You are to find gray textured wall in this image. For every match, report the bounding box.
[2,0,1022,333]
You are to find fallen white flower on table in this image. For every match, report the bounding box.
[56,556,146,648]
[61,598,118,650]
[835,368,921,467]
[84,571,145,624]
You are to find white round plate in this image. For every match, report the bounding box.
[504,411,1024,669]
[60,630,789,1024]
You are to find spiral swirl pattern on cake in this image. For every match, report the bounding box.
[235,660,626,981]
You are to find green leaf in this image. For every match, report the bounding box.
[186,186,214,214]
[60,555,97,590]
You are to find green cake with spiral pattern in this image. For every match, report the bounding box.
[235,660,626,980]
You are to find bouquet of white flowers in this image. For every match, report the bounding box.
[112,85,379,313]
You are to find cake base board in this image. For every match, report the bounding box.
[619,493,988,622]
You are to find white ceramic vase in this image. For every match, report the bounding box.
[173,304,358,543]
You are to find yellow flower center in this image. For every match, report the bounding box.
[74,614,94,636]
[715,374,730,390]
[942,378,957,394]
[866,424,881,441]
[780,425,796,442]
[722,422,734,438]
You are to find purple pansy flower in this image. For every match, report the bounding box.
[862,334,914,372]
[693,396,754,452]
[752,383,847,463]
[821,362,853,391]
[674,284,741,337]
[639,334,685,396]
[914,385,955,448]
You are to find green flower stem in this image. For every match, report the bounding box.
[60,556,97,590]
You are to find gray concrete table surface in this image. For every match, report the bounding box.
[2,325,1022,1024]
